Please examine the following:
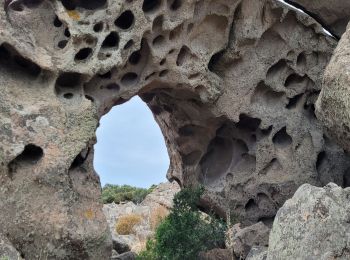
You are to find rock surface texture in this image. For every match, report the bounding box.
[231,222,270,259]
[288,0,350,38]
[0,235,23,260]
[0,0,349,258]
[316,24,350,153]
[266,183,350,259]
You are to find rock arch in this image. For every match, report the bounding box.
[0,0,349,258]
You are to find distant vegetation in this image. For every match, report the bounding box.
[102,184,157,204]
[137,186,226,260]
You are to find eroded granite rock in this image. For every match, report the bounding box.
[316,22,350,153]
[0,235,23,260]
[0,0,348,258]
[231,222,270,259]
[288,0,350,38]
[267,183,350,259]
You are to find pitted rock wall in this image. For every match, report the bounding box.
[0,0,349,258]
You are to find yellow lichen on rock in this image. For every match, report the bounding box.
[67,10,80,20]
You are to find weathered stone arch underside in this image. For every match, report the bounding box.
[0,0,349,258]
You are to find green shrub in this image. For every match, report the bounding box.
[137,239,159,260]
[101,184,153,204]
[137,186,226,260]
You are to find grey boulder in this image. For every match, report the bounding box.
[267,183,350,260]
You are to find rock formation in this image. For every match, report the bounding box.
[287,0,350,38]
[264,183,350,259]
[316,24,350,153]
[0,0,350,258]
[230,222,270,259]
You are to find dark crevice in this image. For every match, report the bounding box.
[142,0,161,13]
[0,43,42,78]
[208,50,225,74]
[115,10,134,30]
[8,144,44,177]
[70,148,90,170]
[75,48,92,61]
[282,0,339,40]
[102,32,119,48]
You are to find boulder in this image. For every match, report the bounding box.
[113,251,137,260]
[231,222,270,259]
[198,248,235,260]
[267,183,350,259]
[112,236,131,254]
[246,246,268,260]
[0,235,23,260]
[316,22,350,154]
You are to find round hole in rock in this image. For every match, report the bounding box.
[64,28,71,38]
[61,0,76,10]
[63,93,74,99]
[93,22,104,32]
[58,40,68,49]
[54,16,63,27]
[94,96,169,187]
[142,0,161,13]
[169,0,182,10]
[8,144,44,171]
[124,40,134,49]
[79,0,107,10]
[121,72,138,86]
[152,35,165,47]
[159,70,168,77]
[56,72,81,87]
[75,48,92,61]
[106,83,120,91]
[128,51,141,65]
[102,32,119,48]
[115,10,134,30]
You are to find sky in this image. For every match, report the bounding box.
[93,96,169,188]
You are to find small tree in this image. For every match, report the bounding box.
[138,186,226,260]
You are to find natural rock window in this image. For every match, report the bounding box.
[94,97,169,187]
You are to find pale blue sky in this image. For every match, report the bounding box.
[94,96,169,188]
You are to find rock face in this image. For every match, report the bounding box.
[316,24,350,153]
[0,0,349,257]
[266,183,350,259]
[231,222,270,259]
[198,248,234,260]
[0,235,23,260]
[103,182,179,253]
[288,0,350,38]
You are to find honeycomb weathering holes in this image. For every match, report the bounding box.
[121,72,138,86]
[142,0,161,13]
[102,32,119,48]
[75,48,92,61]
[55,72,82,99]
[115,10,135,30]
[8,144,44,174]
[60,0,107,10]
